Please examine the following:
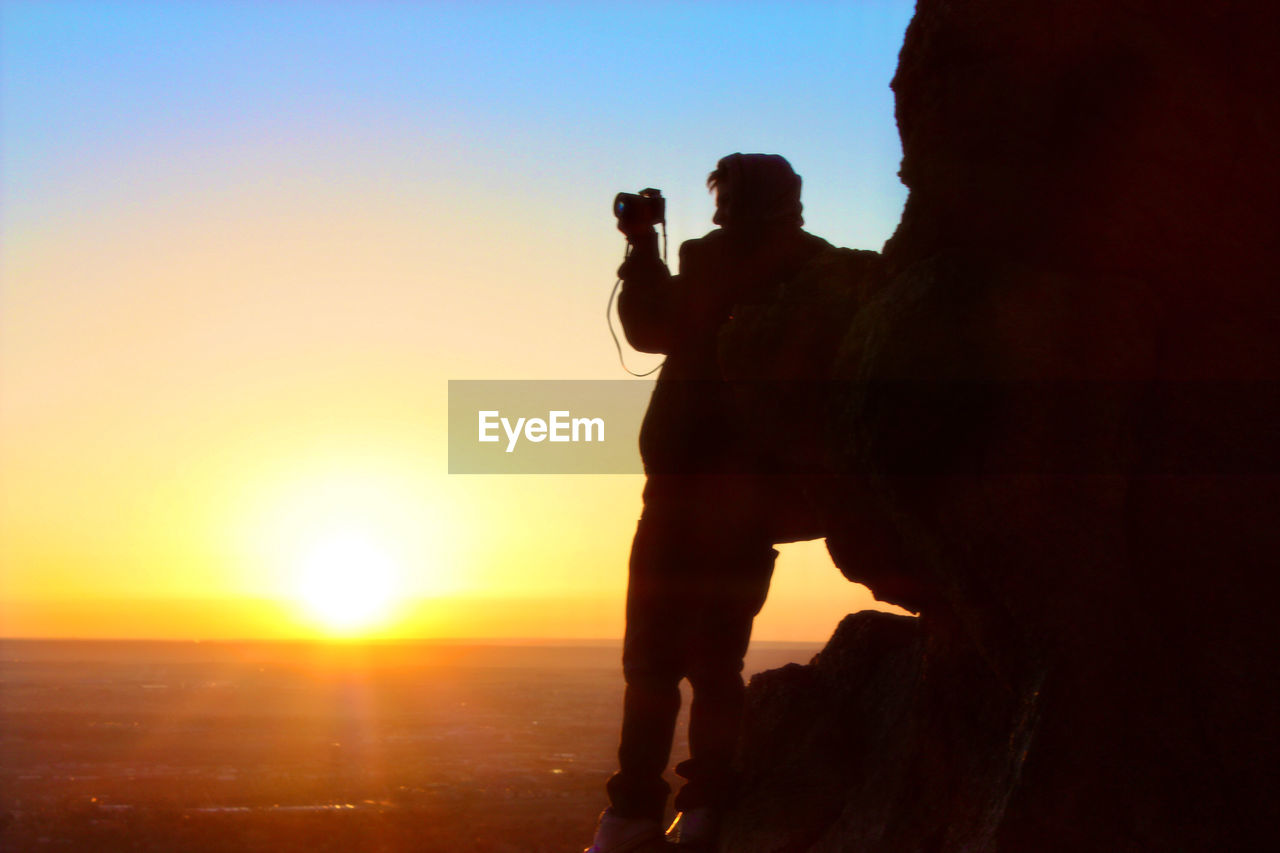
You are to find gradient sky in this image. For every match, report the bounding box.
[0,0,915,640]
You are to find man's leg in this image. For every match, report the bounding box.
[605,513,690,821]
[673,540,777,814]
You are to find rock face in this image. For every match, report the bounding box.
[721,1,1280,850]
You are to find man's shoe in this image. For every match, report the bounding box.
[584,808,663,853]
[665,807,719,847]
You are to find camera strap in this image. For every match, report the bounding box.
[607,233,667,377]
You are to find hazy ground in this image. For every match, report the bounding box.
[0,638,820,851]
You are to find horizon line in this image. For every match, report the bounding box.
[0,635,825,647]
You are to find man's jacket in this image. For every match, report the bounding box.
[617,226,835,477]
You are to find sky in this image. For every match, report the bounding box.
[0,0,916,641]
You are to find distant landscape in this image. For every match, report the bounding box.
[0,639,820,851]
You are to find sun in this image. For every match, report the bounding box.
[294,528,403,635]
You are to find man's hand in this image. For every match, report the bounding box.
[621,225,660,258]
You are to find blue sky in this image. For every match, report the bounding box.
[3,1,913,251]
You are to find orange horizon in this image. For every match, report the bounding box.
[0,574,902,644]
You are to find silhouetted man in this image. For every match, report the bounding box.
[587,154,836,852]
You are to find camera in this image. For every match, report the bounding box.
[613,187,665,234]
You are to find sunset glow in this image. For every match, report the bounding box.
[0,1,916,641]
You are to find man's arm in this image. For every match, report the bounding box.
[616,229,678,354]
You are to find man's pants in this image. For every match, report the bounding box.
[606,480,777,821]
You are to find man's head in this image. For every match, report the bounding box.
[707,153,804,231]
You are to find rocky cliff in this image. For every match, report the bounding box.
[721,1,1280,849]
